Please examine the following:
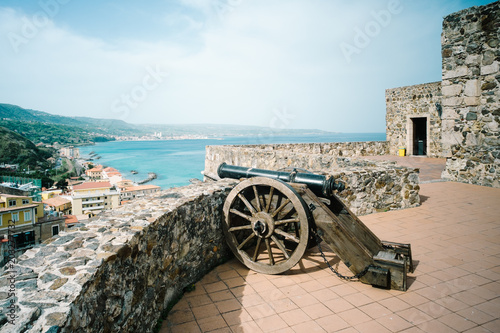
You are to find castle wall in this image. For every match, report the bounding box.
[385,82,443,157]
[205,142,420,216]
[0,181,235,333]
[441,1,500,188]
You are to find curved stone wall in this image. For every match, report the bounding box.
[0,181,236,333]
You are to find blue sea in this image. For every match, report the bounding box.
[79,133,385,189]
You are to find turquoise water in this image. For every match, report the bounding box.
[79,133,385,189]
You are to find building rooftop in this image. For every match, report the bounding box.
[73,181,112,191]
[122,184,161,192]
[43,196,71,207]
[162,158,500,333]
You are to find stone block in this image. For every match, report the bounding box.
[443,66,468,79]
[481,62,499,75]
[464,79,480,97]
[442,97,463,106]
[442,84,462,96]
[464,96,480,106]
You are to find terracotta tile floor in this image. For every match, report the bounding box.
[162,174,500,332]
[358,155,447,183]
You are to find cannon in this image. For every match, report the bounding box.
[218,163,414,291]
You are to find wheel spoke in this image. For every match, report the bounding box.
[274,217,300,226]
[252,237,262,262]
[237,233,256,250]
[271,235,290,259]
[271,198,291,218]
[238,193,256,214]
[229,208,252,221]
[252,186,262,211]
[265,187,274,213]
[265,238,274,265]
[274,228,300,243]
[229,224,252,232]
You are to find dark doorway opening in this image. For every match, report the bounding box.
[412,117,427,156]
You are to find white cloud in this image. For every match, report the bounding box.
[0,1,451,132]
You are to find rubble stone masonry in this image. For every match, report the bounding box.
[385,82,443,157]
[441,1,500,187]
[0,181,235,333]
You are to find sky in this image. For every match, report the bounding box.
[0,0,494,133]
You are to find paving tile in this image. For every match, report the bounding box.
[209,290,236,302]
[415,319,458,333]
[186,293,213,308]
[354,320,392,333]
[238,293,265,307]
[315,313,350,332]
[222,309,253,326]
[291,320,327,332]
[301,303,334,320]
[376,313,412,332]
[481,318,500,332]
[167,320,201,333]
[246,302,276,320]
[413,301,452,319]
[379,297,412,313]
[438,312,478,332]
[456,307,497,325]
[255,314,289,332]
[205,281,229,293]
[198,314,228,332]
[358,302,392,319]
[218,269,241,280]
[231,285,256,298]
[290,293,319,307]
[215,298,242,314]
[322,298,355,313]
[225,276,247,289]
[343,292,374,307]
[230,321,264,333]
[278,308,311,326]
[337,308,372,326]
[191,303,219,320]
[268,298,299,314]
[397,308,433,325]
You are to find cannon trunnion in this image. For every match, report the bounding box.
[218,163,414,291]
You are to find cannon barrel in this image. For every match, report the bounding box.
[217,163,344,197]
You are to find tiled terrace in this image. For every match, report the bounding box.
[162,158,500,333]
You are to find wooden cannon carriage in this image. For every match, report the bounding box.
[218,163,414,291]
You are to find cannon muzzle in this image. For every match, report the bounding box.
[217,163,344,197]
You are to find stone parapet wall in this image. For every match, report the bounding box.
[385,82,443,157]
[0,181,236,333]
[205,144,419,216]
[441,1,500,188]
[205,141,389,177]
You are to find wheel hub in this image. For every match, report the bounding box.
[251,212,274,238]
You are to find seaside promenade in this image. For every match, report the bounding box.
[161,157,500,333]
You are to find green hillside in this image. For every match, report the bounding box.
[0,126,53,170]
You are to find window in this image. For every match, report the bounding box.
[22,199,29,205]
[12,212,19,222]
[52,225,59,236]
[8,200,16,207]
[35,208,38,215]
[24,211,31,221]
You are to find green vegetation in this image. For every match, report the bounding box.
[0,126,54,171]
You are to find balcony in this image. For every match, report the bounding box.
[83,205,104,211]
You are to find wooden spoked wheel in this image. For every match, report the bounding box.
[223,177,310,274]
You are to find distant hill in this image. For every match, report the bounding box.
[0,126,53,169]
[0,103,332,144]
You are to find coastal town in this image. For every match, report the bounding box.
[0,145,160,263]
